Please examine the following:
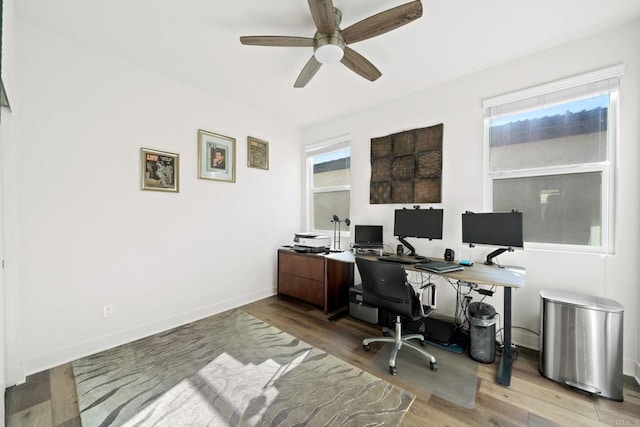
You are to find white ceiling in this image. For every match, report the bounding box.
[15,0,640,127]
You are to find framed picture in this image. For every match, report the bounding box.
[198,129,236,182]
[141,148,179,192]
[247,136,269,170]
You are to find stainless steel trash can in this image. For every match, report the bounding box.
[539,290,624,401]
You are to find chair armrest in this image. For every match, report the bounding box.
[416,282,436,316]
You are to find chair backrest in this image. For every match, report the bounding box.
[356,257,420,320]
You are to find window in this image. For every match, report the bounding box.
[483,65,623,253]
[305,137,350,233]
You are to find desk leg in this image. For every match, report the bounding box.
[496,287,513,386]
[327,263,354,322]
[327,307,349,322]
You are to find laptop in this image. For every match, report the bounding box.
[353,225,384,248]
[415,261,464,273]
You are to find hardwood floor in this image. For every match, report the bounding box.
[4,364,80,427]
[5,295,640,426]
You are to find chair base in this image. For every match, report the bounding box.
[363,315,438,375]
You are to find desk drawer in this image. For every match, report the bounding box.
[278,251,325,281]
[278,273,323,307]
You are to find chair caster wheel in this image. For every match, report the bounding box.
[383,331,391,337]
[363,344,371,351]
[430,362,438,371]
[389,366,398,375]
[419,340,426,347]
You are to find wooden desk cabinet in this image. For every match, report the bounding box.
[277,249,352,314]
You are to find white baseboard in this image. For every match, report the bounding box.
[512,329,539,351]
[20,288,275,378]
[620,357,636,378]
[6,361,25,387]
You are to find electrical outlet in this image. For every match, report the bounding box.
[103,305,113,317]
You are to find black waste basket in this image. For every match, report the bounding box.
[469,302,497,363]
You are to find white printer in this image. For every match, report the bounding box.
[293,232,331,253]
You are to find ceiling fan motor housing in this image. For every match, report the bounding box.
[314,31,345,63]
[313,7,344,64]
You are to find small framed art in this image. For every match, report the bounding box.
[141,148,179,192]
[198,129,236,182]
[247,136,269,170]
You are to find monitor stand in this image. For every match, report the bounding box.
[484,247,513,265]
[398,237,416,256]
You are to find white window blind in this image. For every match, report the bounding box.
[483,64,623,253]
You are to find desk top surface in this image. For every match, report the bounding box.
[429,262,525,288]
[360,255,525,288]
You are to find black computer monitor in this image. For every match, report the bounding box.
[393,208,443,256]
[462,211,523,265]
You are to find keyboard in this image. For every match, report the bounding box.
[415,261,464,273]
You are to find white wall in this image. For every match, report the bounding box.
[2,0,19,410]
[302,21,640,376]
[5,19,302,383]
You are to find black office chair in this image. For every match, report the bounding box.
[356,256,438,375]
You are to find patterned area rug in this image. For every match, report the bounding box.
[72,310,414,426]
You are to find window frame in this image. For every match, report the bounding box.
[304,135,351,235]
[482,65,623,254]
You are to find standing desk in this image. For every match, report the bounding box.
[428,263,525,386]
[369,255,525,386]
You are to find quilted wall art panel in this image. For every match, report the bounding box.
[370,123,443,204]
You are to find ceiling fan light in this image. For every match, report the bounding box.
[314,44,344,64]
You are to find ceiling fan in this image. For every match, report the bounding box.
[240,0,423,88]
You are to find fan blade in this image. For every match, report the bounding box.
[240,36,314,47]
[308,0,335,34]
[294,56,322,88]
[341,0,423,45]
[340,47,381,82]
